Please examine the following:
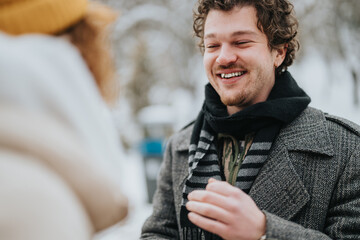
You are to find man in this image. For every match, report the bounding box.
[141,0,360,239]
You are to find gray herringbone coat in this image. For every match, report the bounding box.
[141,107,360,240]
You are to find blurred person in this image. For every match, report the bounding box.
[0,0,128,239]
[141,0,360,239]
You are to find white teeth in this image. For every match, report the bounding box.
[220,72,244,79]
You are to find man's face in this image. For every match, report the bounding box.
[203,5,286,115]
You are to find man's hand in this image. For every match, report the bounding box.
[186,178,266,240]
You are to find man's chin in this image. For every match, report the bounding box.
[221,97,245,107]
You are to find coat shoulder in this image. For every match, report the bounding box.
[324,113,360,137]
[303,107,360,137]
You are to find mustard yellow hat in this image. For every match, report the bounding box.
[0,0,88,35]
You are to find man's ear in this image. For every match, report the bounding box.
[274,44,287,68]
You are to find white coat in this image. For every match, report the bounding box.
[0,32,127,240]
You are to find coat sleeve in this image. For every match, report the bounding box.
[141,136,180,239]
[265,144,360,240]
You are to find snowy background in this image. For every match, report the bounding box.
[94,0,360,239]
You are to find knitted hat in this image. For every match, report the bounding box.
[0,0,88,35]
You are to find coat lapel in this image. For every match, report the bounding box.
[173,125,193,189]
[249,107,334,220]
[249,142,310,220]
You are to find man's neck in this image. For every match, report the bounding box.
[227,105,243,115]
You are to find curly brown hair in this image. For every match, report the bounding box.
[65,2,119,104]
[193,0,299,75]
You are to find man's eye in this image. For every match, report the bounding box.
[235,41,250,45]
[206,45,219,49]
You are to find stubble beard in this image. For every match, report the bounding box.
[212,64,250,107]
[219,91,247,107]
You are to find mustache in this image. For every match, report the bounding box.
[215,63,245,71]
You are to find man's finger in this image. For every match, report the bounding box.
[188,189,228,208]
[206,179,246,198]
[187,212,227,237]
[186,200,231,224]
[208,178,217,184]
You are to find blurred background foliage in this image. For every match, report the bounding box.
[294,0,360,104]
[99,0,360,149]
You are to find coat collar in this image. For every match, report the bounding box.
[175,107,334,156]
[275,107,334,156]
[174,124,193,152]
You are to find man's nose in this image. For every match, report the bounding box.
[216,45,237,66]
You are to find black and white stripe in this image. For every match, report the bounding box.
[180,124,280,240]
[183,130,220,205]
[235,142,273,193]
[183,126,278,206]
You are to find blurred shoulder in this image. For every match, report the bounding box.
[0,32,79,59]
[0,32,99,103]
[1,32,89,71]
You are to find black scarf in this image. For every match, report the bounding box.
[180,71,311,240]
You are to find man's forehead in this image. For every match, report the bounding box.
[204,30,258,40]
[203,6,261,40]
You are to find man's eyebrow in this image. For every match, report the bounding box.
[204,30,258,39]
[231,30,257,37]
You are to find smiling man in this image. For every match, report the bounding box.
[141,0,360,240]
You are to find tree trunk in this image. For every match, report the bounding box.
[352,69,359,106]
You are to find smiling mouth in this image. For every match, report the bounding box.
[218,71,246,79]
